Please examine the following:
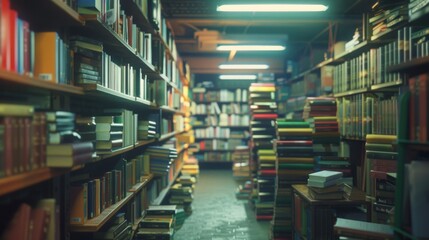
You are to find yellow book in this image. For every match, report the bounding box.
[366,134,397,144]
[69,183,87,225]
[0,103,34,116]
[278,128,313,133]
[34,32,58,82]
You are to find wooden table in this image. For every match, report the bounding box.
[292,184,371,240]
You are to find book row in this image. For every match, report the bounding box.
[191,102,249,115]
[192,88,249,103]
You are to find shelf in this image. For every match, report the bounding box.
[0,70,84,95]
[159,105,183,115]
[0,165,82,197]
[333,40,386,63]
[80,16,155,74]
[159,131,177,141]
[388,56,429,74]
[177,144,190,154]
[96,145,134,158]
[134,139,156,148]
[70,177,152,232]
[393,227,418,240]
[80,84,151,109]
[334,87,370,97]
[151,162,184,205]
[370,81,403,90]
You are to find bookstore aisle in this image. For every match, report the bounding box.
[175,170,270,240]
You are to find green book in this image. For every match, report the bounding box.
[278,163,315,170]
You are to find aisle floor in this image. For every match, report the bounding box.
[175,170,270,240]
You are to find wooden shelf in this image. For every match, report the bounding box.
[134,139,156,148]
[159,131,177,141]
[333,40,386,63]
[159,105,183,115]
[370,80,403,90]
[135,97,152,106]
[70,177,152,232]
[0,70,84,95]
[151,162,184,205]
[334,87,370,97]
[388,56,429,74]
[177,144,190,154]
[50,0,84,25]
[371,22,408,41]
[96,145,134,158]
[0,165,82,197]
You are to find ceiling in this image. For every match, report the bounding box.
[161,0,371,75]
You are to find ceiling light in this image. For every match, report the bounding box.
[219,64,269,69]
[217,45,285,51]
[219,75,257,80]
[217,4,328,12]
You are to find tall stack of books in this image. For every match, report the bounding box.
[181,156,199,177]
[303,97,351,181]
[232,146,251,178]
[271,119,314,239]
[365,134,397,224]
[249,82,277,221]
[135,205,176,240]
[170,174,196,214]
[144,146,178,185]
[307,170,344,200]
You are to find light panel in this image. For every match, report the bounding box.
[219,64,269,69]
[216,45,285,51]
[217,4,328,12]
[219,74,257,80]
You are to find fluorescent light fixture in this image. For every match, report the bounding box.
[219,74,257,80]
[217,4,328,12]
[217,45,285,51]
[219,64,269,69]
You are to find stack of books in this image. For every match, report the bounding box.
[138,120,157,140]
[307,170,344,200]
[248,82,277,221]
[181,156,199,177]
[271,119,314,239]
[144,146,178,180]
[232,146,251,177]
[135,205,176,240]
[170,174,196,214]
[369,1,408,40]
[365,134,397,223]
[94,116,123,153]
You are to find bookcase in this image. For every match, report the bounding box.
[0,0,193,239]
[191,86,250,164]
[281,1,429,239]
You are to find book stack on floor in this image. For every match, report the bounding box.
[169,175,196,215]
[93,212,131,240]
[135,205,176,240]
[181,156,199,177]
[232,146,251,178]
[271,119,314,239]
[94,116,124,154]
[307,170,344,200]
[248,82,277,221]
[364,134,397,224]
[235,180,253,200]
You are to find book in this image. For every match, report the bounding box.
[69,183,88,225]
[47,141,94,156]
[47,151,93,167]
[307,177,342,188]
[334,218,394,239]
[308,170,343,182]
[29,208,50,240]
[36,199,59,240]
[2,203,32,240]
[34,32,59,82]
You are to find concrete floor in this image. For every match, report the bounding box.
[175,170,271,240]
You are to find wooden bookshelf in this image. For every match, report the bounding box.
[334,87,369,97]
[370,80,403,90]
[151,162,184,206]
[387,56,429,74]
[49,0,84,25]
[333,80,402,97]
[120,0,155,35]
[81,16,156,73]
[96,145,135,158]
[0,165,82,197]
[134,139,156,148]
[0,70,84,95]
[70,177,152,232]
[159,131,178,141]
[159,105,183,115]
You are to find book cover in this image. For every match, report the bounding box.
[34,32,58,82]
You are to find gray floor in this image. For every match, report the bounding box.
[175,170,271,240]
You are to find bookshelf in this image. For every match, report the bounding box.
[0,0,192,239]
[191,87,250,163]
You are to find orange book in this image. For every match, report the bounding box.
[69,183,88,225]
[34,32,58,82]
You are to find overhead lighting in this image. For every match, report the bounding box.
[219,64,269,69]
[217,4,328,12]
[219,74,257,80]
[217,45,285,51]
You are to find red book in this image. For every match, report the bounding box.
[253,114,278,119]
[409,77,416,141]
[2,203,31,240]
[419,74,428,142]
[275,140,313,146]
[9,9,17,72]
[29,208,50,240]
[1,0,10,70]
[256,215,273,220]
[127,16,133,46]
